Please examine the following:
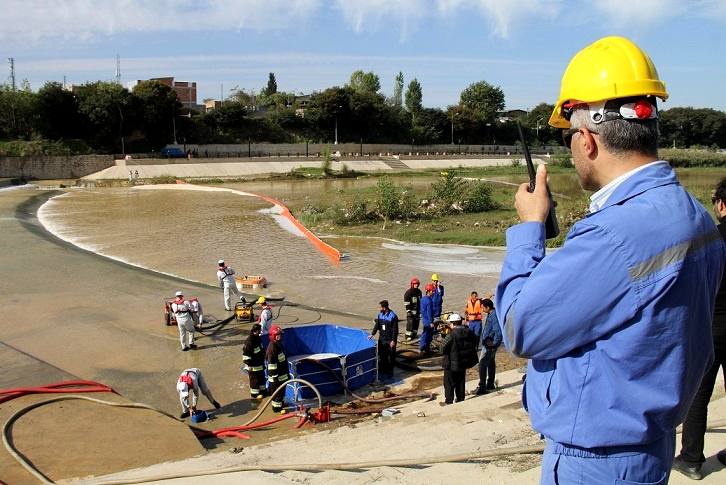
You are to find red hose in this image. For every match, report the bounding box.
[0,380,115,404]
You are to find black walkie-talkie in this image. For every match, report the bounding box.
[516,121,559,239]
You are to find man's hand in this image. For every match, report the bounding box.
[390,341,395,349]
[515,164,550,223]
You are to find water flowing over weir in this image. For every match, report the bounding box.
[36,181,507,317]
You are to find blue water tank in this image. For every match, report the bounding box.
[261,324,377,402]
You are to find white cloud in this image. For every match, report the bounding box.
[333,0,428,40]
[437,0,562,38]
[587,0,690,29]
[0,0,322,42]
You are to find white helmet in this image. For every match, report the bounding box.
[175,290,184,297]
[447,313,463,323]
[218,259,225,265]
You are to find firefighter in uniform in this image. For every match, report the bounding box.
[403,277,422,341]
[265,325,290,414]
[242,323,267,400]
[171,290,197,351]
[217,259,240,311]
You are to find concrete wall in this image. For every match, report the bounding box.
[174,142,565,158]
[0,155,115,180]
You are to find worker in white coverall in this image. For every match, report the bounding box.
[171,290,197,351]
[217,259,239,311]
[189,298,203,329]
[176,368,221,419]
[257,296,273,335]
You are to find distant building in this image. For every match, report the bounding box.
[133,77,200,111]
[497,109,527,122]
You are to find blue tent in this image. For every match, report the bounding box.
[261,324,377,402]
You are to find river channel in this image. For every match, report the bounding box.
[37,179,507,320]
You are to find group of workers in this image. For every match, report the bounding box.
[367,273,503,400]
[171,259,291,417]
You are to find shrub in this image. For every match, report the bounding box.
[463,182,497,212]
[430,171,468,215]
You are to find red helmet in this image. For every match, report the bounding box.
[269,325,283,339]
[424,283,435,293]
[410,277,420,287]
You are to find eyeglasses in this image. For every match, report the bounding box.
[562,127,598,149]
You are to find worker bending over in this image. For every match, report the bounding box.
[242,323,267,400]
[171,290,196,351]
[265,325,290,413]
[403,277,422,341]
[217,259,240,311]
[176,368,221,419]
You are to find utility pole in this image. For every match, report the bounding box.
[115,54,121,84]
[8,57,16,90]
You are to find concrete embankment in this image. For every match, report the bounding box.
[83,156,541,181]
[0,187,364,482]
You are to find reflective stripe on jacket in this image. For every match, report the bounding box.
[496,162,725,449]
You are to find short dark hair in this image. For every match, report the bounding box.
[251,323,262,334]
[379,300,389,309]
[471,291,478,297]
[713,177,726,204]
[481,298,494,310]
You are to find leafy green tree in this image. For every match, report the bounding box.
[523,102,557,145]
[392,72,404,107]
[348,70,381,94]
[132,80,182,148]
[305,87,351,142]
[263,72,278,96]
[405,78,423,115]
[36,82,83,140]
[75,81,134,153]
[661,107,726,148]
[459,81,505,122]
[0,83,38,140]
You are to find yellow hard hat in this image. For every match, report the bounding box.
[549,36,668,129]
[431,273,439,281]
[256,296,266,304]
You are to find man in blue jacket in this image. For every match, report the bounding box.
[419,283,435,354]
[472,298,502,395]
[430,273,444,320]
[496,36,725,484]
[369,300,399,381]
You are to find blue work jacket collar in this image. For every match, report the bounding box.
[585,161,677,216]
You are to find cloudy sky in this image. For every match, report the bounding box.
[2,0,726,111]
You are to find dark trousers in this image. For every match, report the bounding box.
[478,346,498,389]
[268,378,286,411]
[248,370,266,397]
[680,343,726,465]
[378,340,396,377]
[443,369,466,404]
[405,314,420,338]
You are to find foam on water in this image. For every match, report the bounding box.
[37,193,208,286]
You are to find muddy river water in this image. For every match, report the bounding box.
[36,170,718,319]
[37,179,509,319]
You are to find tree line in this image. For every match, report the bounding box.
[0,71,724,155]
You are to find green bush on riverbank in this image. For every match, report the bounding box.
[660,148,726,167]
[0,139,91,157]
